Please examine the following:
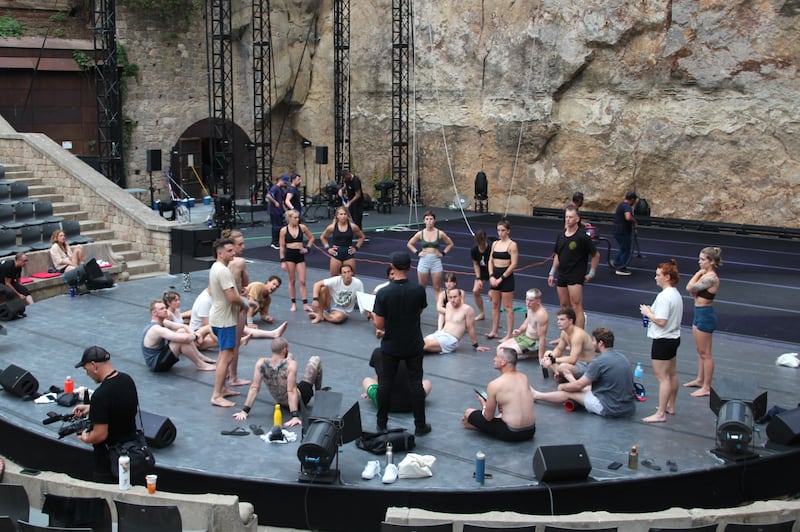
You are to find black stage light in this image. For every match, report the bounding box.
[301,138,312,148]
[474,171,488,199]
[715,400,756,459]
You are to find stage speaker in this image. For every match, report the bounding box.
[710,375,767,421]
[137,410,177,448]
[767,407,800,445]
[532,444,591,482]
[315,146,328,165]
[0,364,39,398]
[146,149,162,172]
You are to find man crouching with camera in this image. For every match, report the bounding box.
[72,346,140,483]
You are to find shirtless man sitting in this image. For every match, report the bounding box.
[232,338,323,428]
[423,287,490,353]
[141,300,216,372]
[462,347,536,441]
[541,306,595,380]
[498,288,549,361]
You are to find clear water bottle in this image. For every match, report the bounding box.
[386,441,393,467]
[118,455,131,490]
[634,362,644,380]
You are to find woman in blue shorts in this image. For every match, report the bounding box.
[685,246,722,398]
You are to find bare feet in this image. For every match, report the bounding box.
[201,355,217,364]
[666,407,676,415]
[275,321,288,337]
[264,315,275,324]
[474,313,485,321]
[211,396,236,408]
[308,312,323,324]
[484,332,498,339]
[228,379,251,387]
[303,304,314,312]
[690,388,710,397]
[498,335,511,342]
[643,413,667,423]
[290,303,297,312]
[239,333,253,346]
[683,379,702,388]
[222,388,241,397]
[195,362,216,371]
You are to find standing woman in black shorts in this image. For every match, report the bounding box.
[486,218,518,341]
[279,210,316,312]
[470,230,493,321]
[320,206,365,276]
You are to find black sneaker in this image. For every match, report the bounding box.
[414,423,432,436]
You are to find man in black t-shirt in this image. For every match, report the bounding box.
[339,171,364,229]
[0,252,33,314]
[373,251,430,435]
[547,205,599,330]
[72,346,139,483]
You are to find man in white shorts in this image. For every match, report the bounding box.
[424,288,490,353]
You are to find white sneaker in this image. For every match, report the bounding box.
[382,463,398,484]
[361,460,381,480]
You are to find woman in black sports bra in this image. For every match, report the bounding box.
[486,218,519,341]
[279,210,316,312]
[684,246,722,398]
[320,206,365,276]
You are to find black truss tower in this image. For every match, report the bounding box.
[333,0,351,182]
[207,0,235,196]
[391,0,412,204]
[92,0,125,187]
[252,0,273,201]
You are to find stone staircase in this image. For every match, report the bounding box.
[2,162,162,284]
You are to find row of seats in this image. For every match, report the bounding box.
[0,202,62,231]
[0,220,91,259]
[0,483,188,532]
[379,522,797,532]
[0,182,37,207]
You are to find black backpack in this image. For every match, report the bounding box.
[634,197,651,217]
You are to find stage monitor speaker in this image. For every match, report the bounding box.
[767,407,800,445]
[315,146,328,165]
[146,149,162,172]
[532,444,591,482]
[710,375,767,421]
[137,410,177,448]
[0,364,39,398]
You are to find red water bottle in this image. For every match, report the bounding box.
[64,376,74,394]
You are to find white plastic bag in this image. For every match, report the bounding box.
[397,453,436,478]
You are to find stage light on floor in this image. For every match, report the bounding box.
[297,419,340,483]
[714,400,756,460]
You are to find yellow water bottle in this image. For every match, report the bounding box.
[628,445,639,469]
[273,404,283,427]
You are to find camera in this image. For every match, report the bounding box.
[42,412,93,439]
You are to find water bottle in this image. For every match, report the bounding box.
[273,404,283,427]
[207,217,213,229]
[64,376,74,394]
[475,451,486,485]
[69,286,75,297]
[642,315,649,328]
[386,441,393,466]
[628,445,638,469]
[634,362,644,380]
[182,272,191,292]
[118,455,131,490]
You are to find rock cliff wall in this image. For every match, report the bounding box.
[118,0,800,226]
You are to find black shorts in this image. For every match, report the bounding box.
[467,411,535,442]
[556,275,585,288]
[297,381,314,405]
[284,248,305,264]
[490,267,515,293]
[152,345,179,372]
[651,337,680,361]
[0,282,30,298]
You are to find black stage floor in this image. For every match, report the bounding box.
[1,207,799,531]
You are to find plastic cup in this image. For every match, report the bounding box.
[145,474,157,494]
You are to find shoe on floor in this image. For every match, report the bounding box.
[415,423,432,436]
[382,463,398,484]
[615,268,632,276]
[361,460,381,480]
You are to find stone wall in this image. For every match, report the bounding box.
[115,0,800,227]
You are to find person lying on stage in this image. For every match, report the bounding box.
[497,288,550,362]
[308,263,364,324]
[462,348,536,442]
[540,307,595,380]
[141,299,217,372]
[233,338,323,427]
[423,287,490,353]
[531,327,636,418]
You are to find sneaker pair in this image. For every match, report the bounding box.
[270,243,280,250]
[615,268,632,276]
[361,460,381,480]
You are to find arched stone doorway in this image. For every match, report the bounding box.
[170,119,255,201]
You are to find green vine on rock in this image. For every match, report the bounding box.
[0,15,26,38]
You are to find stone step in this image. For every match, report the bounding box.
[117,249,141,263]
[30,193,63,204]
[2,170,35,182]
[28,185,57,196]
[126,258,163,277]
[83,228,115,241]
[0,163,25,173]
[108,240,133,253]
[80,219,106,232]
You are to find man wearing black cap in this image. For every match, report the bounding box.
[71,346,139,483]
[372,251,431,435]
[611,191,638,276]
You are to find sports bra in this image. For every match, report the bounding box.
[696,288,716,300]
[420,229,441,248]
[492,250,511,261]
[331,223,354,247]
[285,227,303,244]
